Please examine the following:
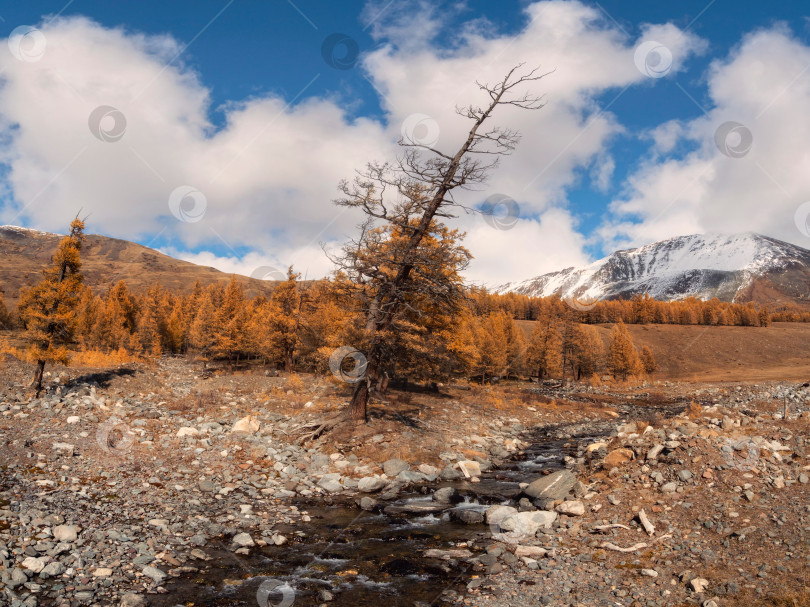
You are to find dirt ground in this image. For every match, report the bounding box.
[1,342,810,606]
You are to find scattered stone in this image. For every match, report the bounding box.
[500,510,557,536]
[604,448,635,467]
[524,469,576,500]
[383,458,409,476]
[358,476,387,493]
[120,594,148,607]
[646,444,665,460]
[22,556,45,573]
[232,532,255,548]
[359,497,377,511]
[433,487,456,503]
[486,505,518,526]
[317,475,343,493]
[231,415,260,434]
[555,500,585,516]
[514,545,547,558]
[450,508,485,524]
[142,565,167,584]
[52,524,80,542]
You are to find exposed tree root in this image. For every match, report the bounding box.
[292,414,343,444]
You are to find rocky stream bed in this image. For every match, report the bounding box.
[2,360,810,607]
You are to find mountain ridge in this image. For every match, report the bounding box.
[497,232,810,306]
[0,225,276,304]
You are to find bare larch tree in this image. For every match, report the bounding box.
[334,64,549,422]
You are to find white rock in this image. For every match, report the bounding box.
[66,416,81,424]
[514,545,547,558]
[499,511,557,537]
[232,532,255,547]
[555,500,585,516]
[690,578,709,593]
[231,415,260,434]
[94,567,113,577]
[641,568,658,577]
[22,556,46,573]
[177,427,199,437]
[52,524,80,542]
[141,565,167,583]
[485,505,518,526]
[357,477,387,493]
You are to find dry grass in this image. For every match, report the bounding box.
[730,590,810,606]
[685,400,704,419]
[71,348,141,367]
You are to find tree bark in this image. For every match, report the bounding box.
[32,359,45,398]
[350,377,370,422]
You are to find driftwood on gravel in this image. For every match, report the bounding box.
[638,509,656,536]
[601,542,648,553]
[593,524,631,532]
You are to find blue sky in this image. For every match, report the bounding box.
[2,1,810,286]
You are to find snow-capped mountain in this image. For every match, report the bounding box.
[497,233,810,305]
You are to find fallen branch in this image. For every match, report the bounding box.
[593,524,631,533]
[638,509,655,536]
[601,542,648,553]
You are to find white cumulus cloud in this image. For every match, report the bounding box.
[0,2,708,287]
[603,26,810,252]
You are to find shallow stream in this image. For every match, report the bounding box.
[150,427,595,607]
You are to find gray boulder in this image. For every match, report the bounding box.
[357,476,387,493]
[524,469,576,500]
[383,458,410,476]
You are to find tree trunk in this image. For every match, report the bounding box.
[350,378,370,422]
[32,359,46,397]
[376,372,389,395]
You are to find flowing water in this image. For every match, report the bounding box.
[150,426,601,607]
[153,398,686,607]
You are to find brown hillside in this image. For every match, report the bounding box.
[0,226,276,303]
[518,320,810,382]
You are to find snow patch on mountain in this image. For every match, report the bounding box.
[0,225,61,237]
[497,233,810,302]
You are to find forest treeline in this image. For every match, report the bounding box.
[2,270,806,384]
[469,288,810,325]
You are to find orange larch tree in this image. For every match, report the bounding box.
[17,218,86,396]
